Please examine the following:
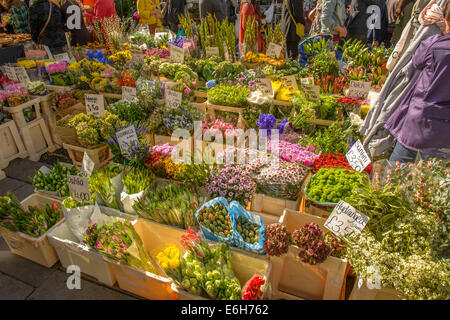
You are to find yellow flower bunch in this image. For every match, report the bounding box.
[17,60,37,69]
[108,50,132,63]
[68,61,81,73]
[156,246,180,269]
[79,75,89,83]
[90,77,107,90]
[162,157,183,179]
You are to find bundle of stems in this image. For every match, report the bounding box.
[220,18,236,62]
[244,17,257,54]
[178,14,195,40]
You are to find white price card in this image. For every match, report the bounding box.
[4,66,18,81]
[14,67,30,84]
[205,46,220,57]
[85,94,105,117]
[302,84,320,101]
[170,44,185,63]
[54,53,71,63]
[132,52,145,65]
[116,125,139,155]
[348,80,371,99]
[165,89,182,107]
[122,86,137,102]
[266,42,282,59]
[255,78,274,97]
[82,152,95,176]
[324,200,370,237]
[43,45,53,59]
[300,77,314,86]
[345,140,371,172]
[67,175,91,203]
[281,75,299,91]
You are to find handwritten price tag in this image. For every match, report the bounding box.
[122,86,137,102]
[281,75,298,91]
[4,66,18,81]
[116,125,139,155]
[348,80,371,99]
[67,175,91,203]
[165,89,182,107]
[14,67,30,84]
[170,44,185,63]
[54,53,71,63]
[324,200,370,237]
[85,94,105,117]
[266,42,282,59]
[82,152,95,176]
[302,84,320,102]
[300,77,314,86]
[255,78,273,97]
[345,140,371,172]
[206,46,220,57]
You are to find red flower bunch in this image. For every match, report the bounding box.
[119,71,136,88]
[145,152,166,175]
[242,274,266,300]
[0,75,14,86]
[337,96,365,105]
[313,153,373,175]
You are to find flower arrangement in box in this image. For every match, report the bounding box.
[31,161,79,197]
[207,85,250,108]
[119,70,136,88]
[108,100,151,123]
[17,59,38,80]
[89,164,123,210]
[205,165,256,206]
[137,79,164,102]
[68,59,107,90]
[268,140,319,167]
[108,50,132,70]
[0,192,61,237]
[46,61,74,86]
[133,181,205,229]
[158,62,198,83]
[26,81,47,96]
[144,47,169,59]
[202,119,241,140]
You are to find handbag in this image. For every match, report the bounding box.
[37,2,53,45]
[285,0,304,38]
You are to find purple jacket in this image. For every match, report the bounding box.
[385,34,450,152]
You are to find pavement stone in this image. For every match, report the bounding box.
[3,158,48,183]
[11,183,35,201]
[0,178,27,197]
[0,273,34,300]
[27,270,137,300]
[0,249,59,287]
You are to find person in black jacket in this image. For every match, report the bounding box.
[60,0,91,46]
[282,0,304,60]
[162,0,184,33]
[366,0,388,46]
[346,0,387,43]
[29,0,66,50]
[199,0,228,21]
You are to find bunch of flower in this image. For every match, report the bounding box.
[82,220,158,273]
[263,223,291,256]
[156,246,180,270]
[242,274,267,300]
[0,75,14,88]
[257,113,289,135]
[89,165,122,210]
[205,165,256,206]
[45,61,69,75]
[56,92,82,110]
[86,49,109,64]
[202,119,241,139]
[122,167,154,194]
[269,140,319,167]
[152,143,176,158]
[137,79,164,101]
[119,70,136,88]
[144,47,170,59]
[160,102,202,135]
[108,50,132,64]
[292,222,333,265]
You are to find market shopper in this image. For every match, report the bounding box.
[199,0,228,22]
[29,0,66,50]
[391,0,415,44]
[238,0,264,56]
[384,1,450,163]
[137,0,163,34]
[282,0,305,60]
[309,0,323,36]
[60,0,91,46]
[321,0,347,41]
[0,0,29,34]
[162,0,184,34]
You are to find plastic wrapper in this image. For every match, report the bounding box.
[241,273,271,300]
[120,187,144,215]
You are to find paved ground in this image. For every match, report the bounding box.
[0,157,138,300]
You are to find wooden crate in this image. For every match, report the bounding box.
[45,84,75,93]
[206,102,245,129]
[269,209,348,300]
[273,99,292,107]
[349,277,402,300]
[35,93,62,146]
[63,142,112,171]
[19,118,56,161]
[55,102,85,118]
[4,97,42,129]
[0,119,28,169]
[250,193,300,218]
[100,92,122,100]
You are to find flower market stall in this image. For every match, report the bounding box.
[0,14,448,302]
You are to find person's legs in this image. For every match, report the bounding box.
[286,41,299,60]
[389,141,417,163]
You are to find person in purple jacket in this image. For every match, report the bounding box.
[384,0,450,163]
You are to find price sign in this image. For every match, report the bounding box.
[122,86,137,102]
[4,66,18,81]
[85,94,105,117]
[67,175,91,202]
[345,140,371,172]
[132,52,145,65]
[281,75,299,91]
[348,80,371,99]
[302,84,320,102]
[300,77,314,86]
[170,44,185,63]
[54,53,71,63]
[165,89,182,107]
[116,125,139,155]
[82,152,95,176]
[206,46,220,57]
[324,201,370,237]
[14,67,30,84]
[43,45,53,59]
[255,78,273,97]
[266,42,282,59]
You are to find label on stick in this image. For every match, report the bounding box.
[116,125,139,155]
[324,200,370,237]
[85,94,105,117]
[266,42,282,59]
[345,140,371,172]
[255,78,273,97]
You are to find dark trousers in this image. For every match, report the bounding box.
[286,41,299,60]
